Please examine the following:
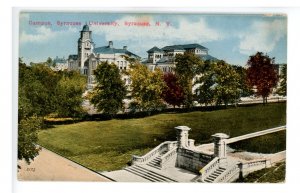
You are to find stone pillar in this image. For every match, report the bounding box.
[188,139,195,149]
[174,126,191,148]
[212,133,229,167]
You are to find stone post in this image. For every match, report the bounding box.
[174,126,191,148]
[188,139,195,149]
[212,133,229,167]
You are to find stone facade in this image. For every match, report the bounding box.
[67,24,140,88]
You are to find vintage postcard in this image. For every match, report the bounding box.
[17,10,287,183]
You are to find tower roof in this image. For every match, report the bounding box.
[82,24,90,32]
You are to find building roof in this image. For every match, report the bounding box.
[53,57,67,64]
[93,46,140,59]
[161,43,208,52]
[68,55,78,60]
[161,45,186,52]
[147,46,163,53]
[181,44,208,50]
[82,24,90,32]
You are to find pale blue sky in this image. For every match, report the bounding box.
[19,12,287,66]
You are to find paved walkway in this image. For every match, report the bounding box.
[18,147,111,181]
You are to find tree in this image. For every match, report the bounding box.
[90,61,127,116]
[18,59,87,165]
[18,116,42,165]
[175,52,203,108]
[276,64,287,96]
[214,60,241,107]
[129,63,166,113]
[162,73,184,108]
[232,65,254,97]
[18,59,43,165]
[194,60,215,106]
[246,52,279,104]
[56,71,87,117]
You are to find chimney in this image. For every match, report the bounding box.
[109,41,113,48]
[123,46,127,50]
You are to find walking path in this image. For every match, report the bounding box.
[17,147,112,181]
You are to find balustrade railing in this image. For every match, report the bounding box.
[132,141,177,165]
[199,157,219,182]
[215,163,240,183]
[160,147,177,168]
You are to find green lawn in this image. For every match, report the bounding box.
[229,130,286,153]
[38,103,286,171]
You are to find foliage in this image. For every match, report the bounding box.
[90,61,127,116]
[129,63,166,113]
[246,52,279,104]
[56,71,87,117]
[232,65,254,97]
[175,52,203,108]
[19,62,59,117]
[38,103,286,171]
[18,116,42,164]
[162,73,184,108]
[213,60,241,107]
[18,58,87,164]
[276,64,287,96]
[194,60,215,106]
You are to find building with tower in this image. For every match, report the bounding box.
[68,24,140,88]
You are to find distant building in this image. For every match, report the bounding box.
[68,24,140,88]
[51,56,68,71]
[144,44,218,73]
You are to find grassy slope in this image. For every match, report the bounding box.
[38,103,286,171]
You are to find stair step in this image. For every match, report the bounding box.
[124,168,159,182]
[204,179,213,182]
[134,165,177,182]
[146,163,161,170]
[210,173,219,178]
[125,166,170,182]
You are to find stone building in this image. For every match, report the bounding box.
[67,24,140,88]
[144,44,218,73]
[51,56,68,71]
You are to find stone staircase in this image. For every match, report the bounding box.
[124,165,177,182]
[146,150,168,170]
[203,167,226,183]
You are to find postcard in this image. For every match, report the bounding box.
[16,10,287,183]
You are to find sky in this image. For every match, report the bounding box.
[19,12,287,66]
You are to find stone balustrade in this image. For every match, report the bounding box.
[215,163,240,183]
[160,147,177,168]
[132,141,177,165]
[199,157,219,182]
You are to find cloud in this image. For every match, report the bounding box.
[90,16,222,56]
[20,26,77,44]
[238,19,287,55]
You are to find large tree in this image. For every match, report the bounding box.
[162,73,184,108]
[18,59,87,165]
[18,60,43,165]
[194,60,215,106]
[129,63,166,113]
[246,52,279,104]
[90,61,127,116]
[175,52,203,108]
[56,71,87,117]
[214,60,241,107]
[232,65,254,97]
